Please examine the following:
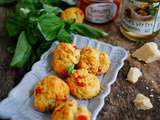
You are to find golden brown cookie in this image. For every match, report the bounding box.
[77,47,110,75]
[66,69,100,99]
[61,7,84,23]
[52,43,80,77]
[77,48,99,75]
[33,75,70,112]
[51,99,91,120]
[98,52,110,74]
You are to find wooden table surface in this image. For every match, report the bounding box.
[0,7,160,120]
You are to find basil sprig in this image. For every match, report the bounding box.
[4,0,107,68]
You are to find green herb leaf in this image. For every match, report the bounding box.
[38,13,64,41]
[57,26,72,43]
[52,0,61,6]
[19,8,31,18]
[16,0,42,11]
[67,64,74,76]
[26,17,42,46]
[41,0,53,5]
[26,27,41,46]
[10,31,32,68]
[6,11,23,37]
[40,0,62,6]
[70,23,108,39]
[36,41,52,57]
[25,10,43,46]
[43,4,62,15]
[65,19,76,25]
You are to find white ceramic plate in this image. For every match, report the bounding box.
[0,35,127,120]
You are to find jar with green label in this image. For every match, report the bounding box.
[120,0,160,41]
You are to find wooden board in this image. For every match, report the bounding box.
[0,7,160,120]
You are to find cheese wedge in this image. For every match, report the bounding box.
[133,93,153,110]
[127,67,142,84]
[132,42,160,63]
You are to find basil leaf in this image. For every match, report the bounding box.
[26,18,42,46]
[36,41,52,57]
[67,64,75,76]
[26,27,41,46]
[57,27,72,43]
[43,4,62,15]
[40,0,61,6]
[52,0,61,6]
[6,11,23,37]
[41,0,53,5]
[16,0,42,12]
[10,31,32,68]
[38,13,64,41]
[19,8,30,18]
[66,19,76,25]
[70,23,108,39]
[25,10,43,45]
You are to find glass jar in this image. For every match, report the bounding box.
[120,0,160,41]
[79,0,120,24]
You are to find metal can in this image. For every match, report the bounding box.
[79,0,120,24]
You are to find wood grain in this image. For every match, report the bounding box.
[0,7,160,120]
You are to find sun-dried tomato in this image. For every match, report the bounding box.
[77,115,87,120]
[73,45,78,49]
[85,48,92,53]
[35,87,42,95]
[62,70,68,78]
[75,76,86,87]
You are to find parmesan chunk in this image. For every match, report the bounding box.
[132,42,160,63]
[133,93,153,110]
[127,67,142,84]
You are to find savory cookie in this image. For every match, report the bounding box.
[77,47,110,75]
[61,7,84,23]
[33,75,70,112]
[51,99,91,120]
[52,43,80,77]
[98,52,110,74]
[77,48,99,74]
[66,69,100,99]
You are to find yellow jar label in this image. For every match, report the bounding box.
[121,0,160,35]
